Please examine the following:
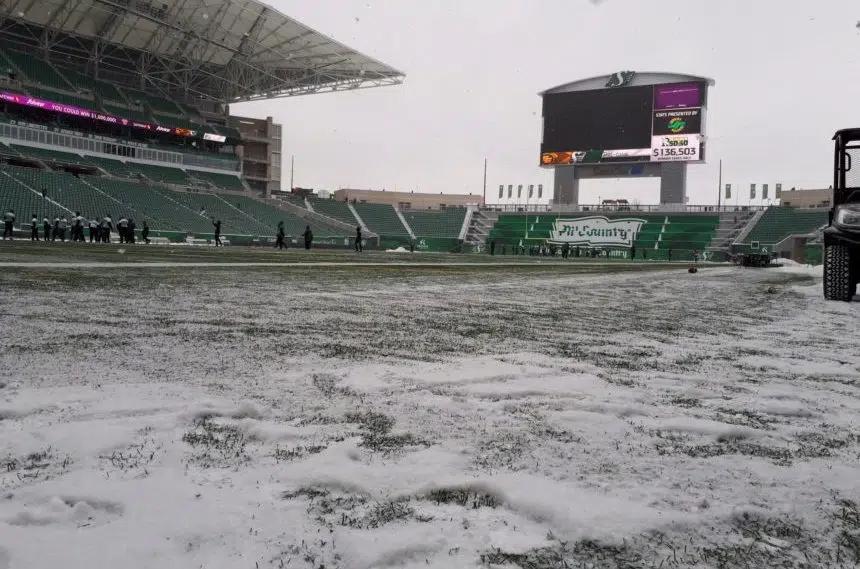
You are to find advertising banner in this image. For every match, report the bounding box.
[0,91,203,139]
[650,134,701,162]
[548,216,646,247]
[652,108,702,136]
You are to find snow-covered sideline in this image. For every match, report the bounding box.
[0,264,857,568]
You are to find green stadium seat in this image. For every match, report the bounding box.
[187,170,245,192]
[25,86,95,109]
[2,51,73,91]
[353,202,410,236]
[121,88,183,115]
[0,166,66,221]
[402,208,467,238]
[308,197,360,226]
[85,177,210,233]
[229,194,347,237]
[10,144,87,165]
[742,207,828,246]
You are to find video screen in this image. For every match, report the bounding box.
[654,82,704,110]
[540,85,654,153]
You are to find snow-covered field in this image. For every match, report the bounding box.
[1,261,858,569]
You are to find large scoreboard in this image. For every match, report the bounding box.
[540,75,707,166]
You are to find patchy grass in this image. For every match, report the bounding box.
[182,418,249,468]
[2,447,72,489]
[344,410,429,453]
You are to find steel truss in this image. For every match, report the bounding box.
[0,0,403,104]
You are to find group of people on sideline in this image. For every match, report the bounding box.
[2,208,151,244]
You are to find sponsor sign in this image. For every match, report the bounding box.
[650,134,701,162]
[548,216,646,247]
[0,90,208,139]
[541,148,651,166]
[652,108,701,136]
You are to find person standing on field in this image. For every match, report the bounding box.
[355,226,363,252]
[30,213,38,241]
[275,221,286,250]
[142,221,150,244]
[302,225,313,250]
[101,215,113,243]
[2,208,14,239]
[212,218,222,246]
[43,216,52,242]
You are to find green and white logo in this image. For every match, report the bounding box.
[605,71,636,88]
[549,216,646,247]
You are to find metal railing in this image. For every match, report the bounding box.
[481,204,772,214]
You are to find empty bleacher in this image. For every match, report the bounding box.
[402,208,467,238]
[0,167,66,220]
[152,189,271,235]
[741,206,828,246]
[126,163,190,185]
[353,202,410,236]
[230,194,346,237]
[2,50,73,92]
[9,145,87,166]
[188,170,245,192]
[309,198,359,227]
[25,86,94,109]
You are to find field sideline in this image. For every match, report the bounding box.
[0,241,710,271]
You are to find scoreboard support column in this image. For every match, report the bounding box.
[659,162,687,205]
[550,161,687,207]
[552,166,580,205]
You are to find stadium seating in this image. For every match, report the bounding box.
[308,197,360,226]
[353,202,410,236]
[25,86,94,109]
[0,167,65,220]
[83,156,139,178]
[125,163,190,185]
[152,189,271,235]
[9,144,87,165]
[122,88,183,116]
[2,50,73,92]
[188,170,245,192]
[229,194,346,237]
[85,177,209,233]
[741,206,828,245]
[402,208,467,238]
[103,103,150,123]
[56,67,125,101]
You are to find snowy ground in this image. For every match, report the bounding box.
[1,258,858,569]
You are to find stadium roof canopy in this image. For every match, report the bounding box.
[0,0,405,104]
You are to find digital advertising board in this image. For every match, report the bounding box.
[540,77,706,166]
[0,91,229,142]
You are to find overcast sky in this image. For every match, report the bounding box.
[232,0,859,205]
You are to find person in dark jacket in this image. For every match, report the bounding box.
[2,208,14,239]
[30,213,38,241]
[302,225,313,250]
[141,221,150,244]
[212,218,222,246]
[275,221,286,250]
[355,226,363,252]
[43,217,52,242]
